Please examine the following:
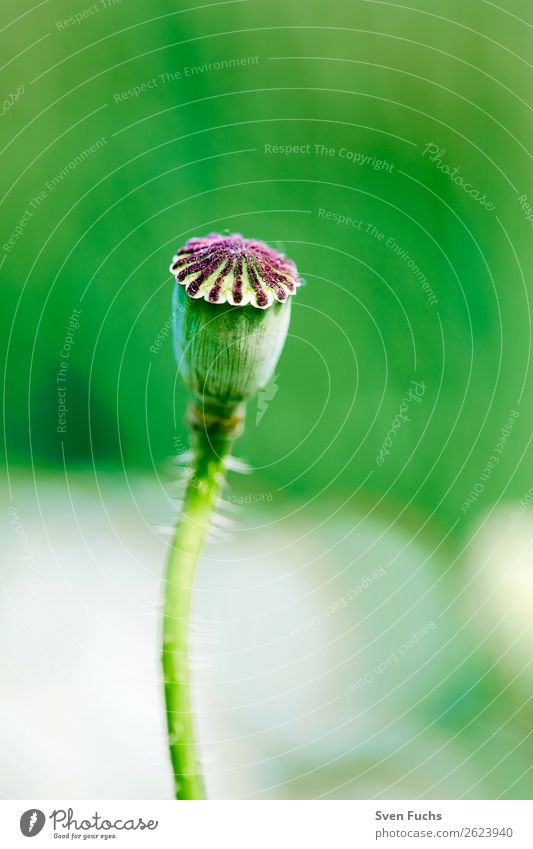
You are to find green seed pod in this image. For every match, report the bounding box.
[170,233,301,431]
[164,233,302,800]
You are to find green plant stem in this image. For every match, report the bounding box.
[162,401,241,800]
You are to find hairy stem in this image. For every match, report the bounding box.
[162,400,243,800]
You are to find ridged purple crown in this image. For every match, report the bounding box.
[169,233,301,310]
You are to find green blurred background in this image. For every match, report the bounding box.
[2,0,533,799]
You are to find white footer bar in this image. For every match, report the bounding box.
[1,800,531,848]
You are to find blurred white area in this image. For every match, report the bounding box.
[464,506,533,694]
[2,470,482,799]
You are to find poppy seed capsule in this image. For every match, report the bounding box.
[170,232,301,309]
[170,234,301,434]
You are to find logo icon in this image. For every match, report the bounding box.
[256,371,278,425]
[20,810,45,837]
